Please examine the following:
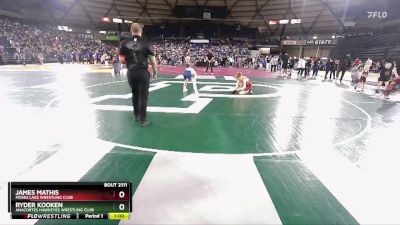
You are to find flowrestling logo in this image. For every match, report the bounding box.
[367,11,388,19]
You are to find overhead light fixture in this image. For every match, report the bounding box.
[101,17,111,22]
[124,19,133,24]
[290,18,301,24]
[332,35,336,39]
[279,19,289,24]
[344,21,356,27]
[203,11,211,19]
[57,25,68,31]
[99,31,106,34]
[269,20,278,25]
[113,18,123,23]
[313,36,318,39]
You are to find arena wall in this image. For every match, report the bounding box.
[283,46,333,58]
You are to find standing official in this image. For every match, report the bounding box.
[338,58,347,83]
[205,51,214,75]
[119,23,158,127]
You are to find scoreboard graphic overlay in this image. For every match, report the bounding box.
[8,182,131,220]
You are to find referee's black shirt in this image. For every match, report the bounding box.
[119,35,155,70]
[207,52,214,61]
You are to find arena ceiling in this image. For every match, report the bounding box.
[0,0,390,35]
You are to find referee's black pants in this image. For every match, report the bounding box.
[206,61,213,73]
[339,69,346,82]
[127,69,150,122]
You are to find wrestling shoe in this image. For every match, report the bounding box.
[140,120,150,127]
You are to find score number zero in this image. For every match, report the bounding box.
[104,183,129,211]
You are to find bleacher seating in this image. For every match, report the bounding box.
[332,33,400,61]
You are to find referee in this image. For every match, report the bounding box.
[205,51,214,75]
[119,23,158,127]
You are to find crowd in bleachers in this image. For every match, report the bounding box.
[1,17,399,95]
[332,33,400,62]
[0,18,270,67]
[0,18,119,65]
[0,18,257,66]
[151,38,250,67]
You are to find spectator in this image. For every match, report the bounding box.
[297,57,306,78]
